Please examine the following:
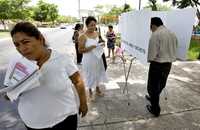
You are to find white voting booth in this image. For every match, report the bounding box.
[119,8,196,63]
[118,8,196,103]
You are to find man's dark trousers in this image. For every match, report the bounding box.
[147,61,172,113]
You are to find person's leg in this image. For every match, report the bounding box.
[77,51,82,64]
[77,43,83,64]
[107,48,110,58]
[147,63,171,117]
[158,63,172,94]
[107,42,110,58]
[96,86,104,96]
[53,114,78,130]
[111,48,115,62]
[75,43,79,64]
[89,88,93,97]
[147,62,161,116]
[79,53,83,64]
[147,62,160,101]
[88,88,96,101]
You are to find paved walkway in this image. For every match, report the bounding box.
[78,58,200,130]
[0,57,200,130]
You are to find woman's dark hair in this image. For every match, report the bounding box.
[11,22,47,47]
[108,25,113,29]
[74,23,81,30]
[151,17,163,27]
[11,22,41,39]
[80,24,84,29]
[85,16,97,26]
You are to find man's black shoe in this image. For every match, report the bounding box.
[145,95,151,102]
[146,105,160,117]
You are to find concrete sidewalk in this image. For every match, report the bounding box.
[0,58,200,130]
[78,58,200,130]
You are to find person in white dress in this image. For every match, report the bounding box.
[79,16,107,99]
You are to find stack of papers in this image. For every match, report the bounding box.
[0,56,40,101]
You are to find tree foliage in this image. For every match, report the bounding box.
[57,15,78,23]
[163,0,200,8]
[163,0,200,24]
[33,1,46,22]
[0,0,31,29]
[33,0,58,22]
[123,3,132,12]
[144,3,171,11]
[99,4,133,24]
[0,0,10,20]
[0,0,31,20]
[148,0,158,11]
[9,0,31,20]
[46,4,59,23]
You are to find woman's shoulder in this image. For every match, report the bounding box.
[79,33,87,39]
[55,52,75,65]
[49,50,70,60]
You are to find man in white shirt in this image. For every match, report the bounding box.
[146,17,178,117]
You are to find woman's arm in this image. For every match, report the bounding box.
[69,71,88,117]
[78,35,96,53]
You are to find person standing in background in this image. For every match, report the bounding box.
[146,17,178,117]
[106,25,116,62]
[72,23,84,65]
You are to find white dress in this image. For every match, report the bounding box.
[82,37,107,89]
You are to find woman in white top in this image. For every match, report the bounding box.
[79,16,107,100]
[9,22,88,130]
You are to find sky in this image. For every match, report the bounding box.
[30,0,172,17]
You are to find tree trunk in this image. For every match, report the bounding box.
[0,20,7,30]
[193,2,200,25]
[149,0,158,11]
[196,9,200,25]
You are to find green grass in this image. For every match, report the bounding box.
[187,39,200,60]
[0,30,10,39]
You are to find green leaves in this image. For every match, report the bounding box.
[33,0,59,22]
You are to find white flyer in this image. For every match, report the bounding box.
[92,45,104,59]
[0,56,40,99]
[4,56,38,87]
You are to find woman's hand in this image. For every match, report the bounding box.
[90,45,97,49]
[79,102,88,117]
[99,42,105,47]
